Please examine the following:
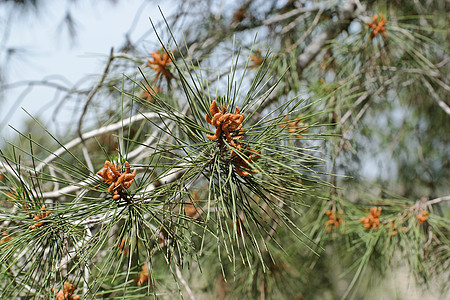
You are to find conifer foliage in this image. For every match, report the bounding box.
[0,0,449,299]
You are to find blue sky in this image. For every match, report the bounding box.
[0,0,173,142]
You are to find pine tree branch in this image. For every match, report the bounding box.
[256,2,360,113]
[421,76,450,116]
[0,159,27,186]
[262,6,320,26]
[40,163,184,200]
[296,1,357,71]
[380,195,450,226]
[36,112,157,172]
[284,7,324,51]
[340,75,394,125]
[426,195,450,206]
[81,144,94,173]
[175,263,196,300]
[40,176,96,199]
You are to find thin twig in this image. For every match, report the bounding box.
[381,195,450,225]
[77,47,115,141]
[285,7,324,52]
[81,144,94,173]
[174,263,196,300]
[426,195,450,206]
[262,6,320,26]
[421,77,450,116]
[36,112,157,172]
[297,2,356,70]
[279,12,311,35]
